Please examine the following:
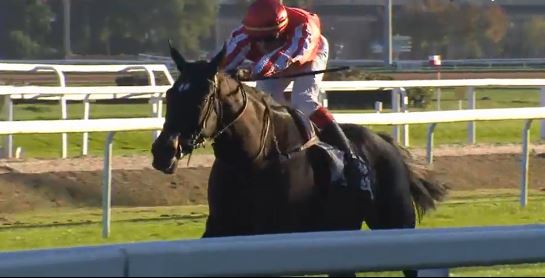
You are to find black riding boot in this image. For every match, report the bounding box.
[320,121,373,199]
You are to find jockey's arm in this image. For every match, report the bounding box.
[252,21,321,79]
[221,26,252,74]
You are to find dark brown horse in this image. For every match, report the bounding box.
[151,45,448,277]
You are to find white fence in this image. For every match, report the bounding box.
[136,54,545,71]
[0,63,174,86]
[327,58,545,69]
[2,77,545,159]
[0,63,174,158]
[3,61,545,157]
[1,224,545,277]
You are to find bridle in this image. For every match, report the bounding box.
[177,73,318,165]
[195,75,248,141]
[179,74,272,163]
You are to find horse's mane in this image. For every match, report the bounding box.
[217,72,294,115]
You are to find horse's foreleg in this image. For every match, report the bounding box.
[320,188,365,278]
[202,214,224,238]
[202,160,248,238]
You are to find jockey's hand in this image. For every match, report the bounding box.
[235,68,253,81]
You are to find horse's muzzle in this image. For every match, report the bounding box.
[151,132,181,174]
[153,158,178,175]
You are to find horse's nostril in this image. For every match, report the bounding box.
[152,156,178,173]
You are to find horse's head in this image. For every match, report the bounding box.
[151,42,226,174]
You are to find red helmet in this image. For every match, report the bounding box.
[243,0,289,40]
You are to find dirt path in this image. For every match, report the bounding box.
[3,144,545,174]
[1,144,545,213]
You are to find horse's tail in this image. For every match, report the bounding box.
[377,132,449,221]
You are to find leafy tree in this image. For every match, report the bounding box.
[0,0,55,58]
[395,0,509,59]
[484,5,508,44]
[70,0,218,59]
[519,16,545,57]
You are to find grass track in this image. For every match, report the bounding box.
[0,190,544,276]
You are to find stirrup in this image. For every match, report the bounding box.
[345,154,374,200]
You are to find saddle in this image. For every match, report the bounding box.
[286,109,366,188]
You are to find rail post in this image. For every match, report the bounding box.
[520,120,533,208]
[467,87,476,144]
[102,131,116,238]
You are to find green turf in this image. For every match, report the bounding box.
[0,206,209,251]
[0,191,544,276]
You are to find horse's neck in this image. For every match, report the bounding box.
[214,76,306,164]
[212,76,268,163]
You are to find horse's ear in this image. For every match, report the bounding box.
[169,39,185,72]
[210,43,226,71]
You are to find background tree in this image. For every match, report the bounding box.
[0,0,55,59]
[69,0,218,59]
[395,0,509,59]
[519,16,545,57]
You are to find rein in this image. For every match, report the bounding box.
[208,76,249,141]
[249,66,350,81]
[259,91,318,162]
[183,74,318,164]
[183,75,270,163]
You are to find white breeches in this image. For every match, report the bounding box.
[256,35,329,117]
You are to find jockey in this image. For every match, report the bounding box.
[221,0,372,195]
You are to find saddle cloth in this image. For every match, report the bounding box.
[287,108,316,144]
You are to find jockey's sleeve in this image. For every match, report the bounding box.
[253,21,321,78]
[222,26,252,72]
